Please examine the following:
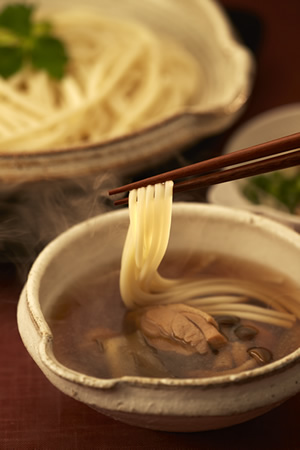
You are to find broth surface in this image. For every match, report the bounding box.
[48,251,300,379]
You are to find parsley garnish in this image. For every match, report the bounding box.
[0,3,69,79]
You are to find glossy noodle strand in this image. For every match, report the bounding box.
[120,182,298,327]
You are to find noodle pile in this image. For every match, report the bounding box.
[0,9,203,152]
[120,182,299,328]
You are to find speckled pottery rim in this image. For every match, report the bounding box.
[17,203,300,430]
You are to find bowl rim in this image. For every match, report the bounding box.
[24,202,300,390]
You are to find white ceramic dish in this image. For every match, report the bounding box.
[208,104,300,232]
[0,0,255,182]
[17,203,300,432]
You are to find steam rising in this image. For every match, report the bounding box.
[0,172,121,280]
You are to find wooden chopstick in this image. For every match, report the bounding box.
[109,132,300,205]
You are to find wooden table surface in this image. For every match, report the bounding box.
[1,0,300,448]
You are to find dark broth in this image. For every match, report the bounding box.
[48,251,300,379]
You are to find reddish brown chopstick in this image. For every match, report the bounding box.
[109,132,300,205]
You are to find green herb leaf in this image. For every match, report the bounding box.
[0,3,69,80]
[31,35,68,79]
[0,45,23,78]
[243,170,300,214]
[32,20,52,37]
[0,4,34,37]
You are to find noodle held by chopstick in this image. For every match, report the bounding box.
[120,182,298,328]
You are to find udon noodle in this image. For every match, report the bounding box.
[0,9,204,152]
[120,182,299,328]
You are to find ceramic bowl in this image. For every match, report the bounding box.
[208,104,300,232]
[0,0,255,182]
[17,203,300,432]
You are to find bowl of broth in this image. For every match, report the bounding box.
[17,202,300,432]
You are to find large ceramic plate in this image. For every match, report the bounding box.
[0,0,255,182]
